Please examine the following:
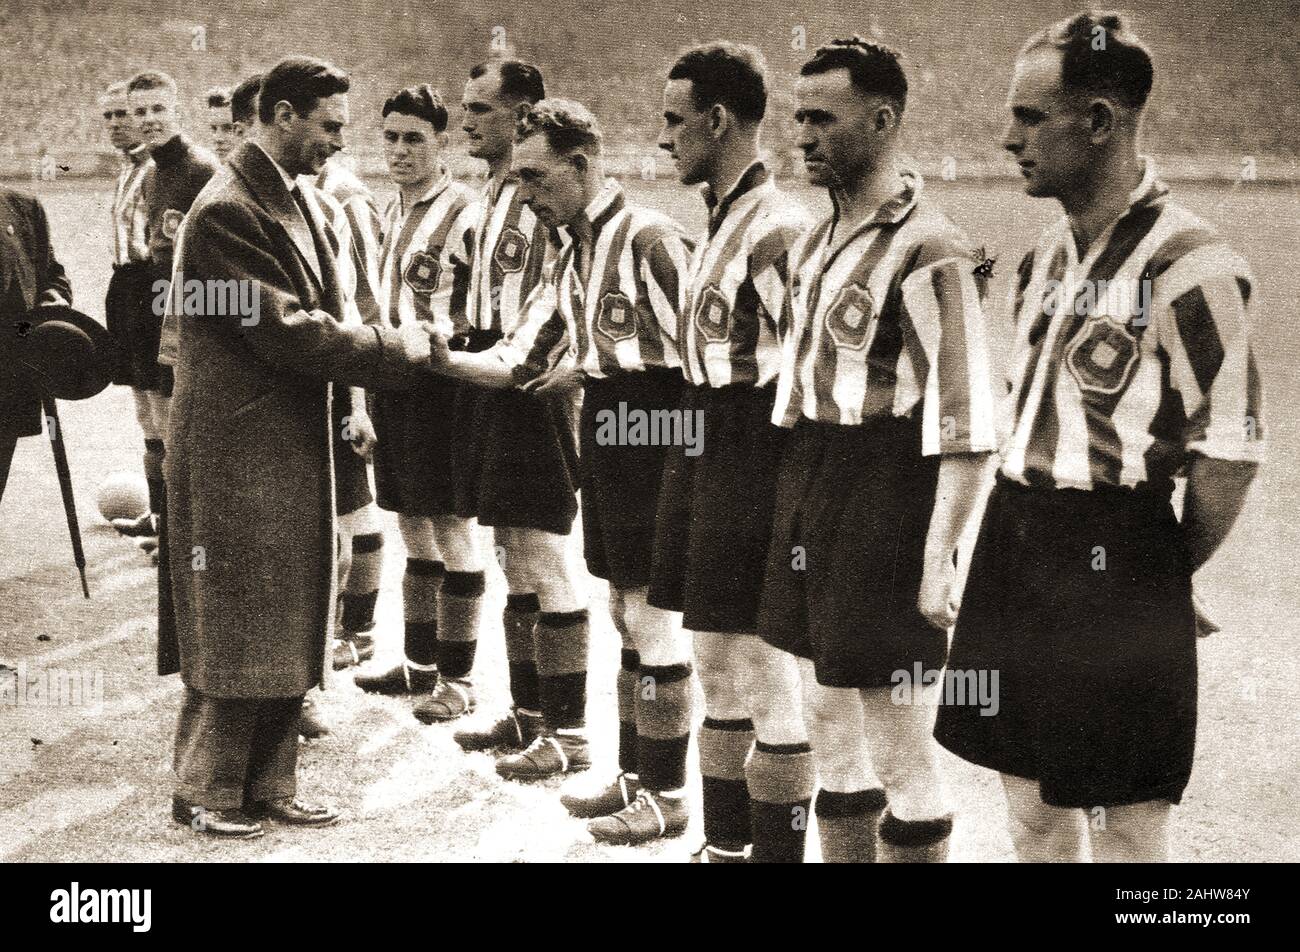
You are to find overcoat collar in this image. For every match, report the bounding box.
[228,140,323,286]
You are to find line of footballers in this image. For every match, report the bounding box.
[104,8,1263,862]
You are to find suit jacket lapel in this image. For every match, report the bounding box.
[229,141,323,287]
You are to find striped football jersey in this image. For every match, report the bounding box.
[1000,161,1266,490]
[772,169,999,456]
[316,161,383,326]
[466,176,554,335]
[112,145,152,265]
[498,179,691,382]
[681,162,811,388]
[378,172,478,336]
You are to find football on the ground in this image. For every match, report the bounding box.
[95,471,149,523]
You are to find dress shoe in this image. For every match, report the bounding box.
[298,696,331,739]
[171,796,264,839]
[248,797,341,827]
[354,661,438,695]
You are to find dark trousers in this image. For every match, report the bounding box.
[173,686,303,810]
[0,435,15,505]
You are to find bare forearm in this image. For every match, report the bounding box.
[1183,455,1258,572]
[925,453,997,570]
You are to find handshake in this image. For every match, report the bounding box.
[396,322,453,371]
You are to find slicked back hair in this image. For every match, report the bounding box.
[382,84,449,132]
[231,74,262,125]
[127,70,177,97]
[1022,10,1154,111]
[469,59,545,105]
[800,36,907,113]
[257,56,349,124]
[668,41,767,124]
[517,98,602,156]
[206,87,231,109]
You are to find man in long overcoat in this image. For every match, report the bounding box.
[165,56,435,838]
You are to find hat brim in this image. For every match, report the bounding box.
[18,305,121,400]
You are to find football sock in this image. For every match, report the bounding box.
[636,662,692,793]
[747,741,815,863]
[877,811,954,864]
[815,788,888,863]
[503,593,541,713]
[699,717,755,853]
[341,532,384,633]
[403,558,443,667]
[617,649,639,776]
[534,609,589,731]
[435,569,484,679]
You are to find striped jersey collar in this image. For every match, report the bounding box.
[397,169,453,214]
[1056,157,1169,251]
[825,167,923,244]
[581,177,626,233]
[702,161,769,233]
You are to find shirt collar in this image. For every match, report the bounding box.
[124,143,150,167]
[702,160,770,233]
[823,166,923,251]
[583,178,625,234]
[399,168,452,214]
[1125,156,1168,210]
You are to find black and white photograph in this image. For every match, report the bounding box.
[0,0,1295,907]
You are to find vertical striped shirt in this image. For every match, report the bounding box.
[466,176,553,334]
[112,145,152,265]
[498,179,692,382]
[773,170,999,456]
[316,162,384,326]
[1000,160,1266,490]
[377,172,478,336]
[681,162,811,388]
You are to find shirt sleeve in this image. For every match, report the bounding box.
[901,239,1000,456]
[635,223,691,343]
[1153,242,1265,463]
[495,279,570,386]
[749,216,807,341]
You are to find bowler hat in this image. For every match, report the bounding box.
[16,305,120,400]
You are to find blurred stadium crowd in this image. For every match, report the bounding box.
[3,0,1297,179]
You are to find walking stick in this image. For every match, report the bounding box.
[41,393,90,598]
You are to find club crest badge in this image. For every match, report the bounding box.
[404,250,441,294]
[596,291,637,343]
[694,285,731,343]
[1066,317,1140,395]
[162,209,185,241]
[494,226,528,273]
[824,283,876,350]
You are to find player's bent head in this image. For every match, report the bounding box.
[382,84,449,185]
[470,59,545,107]
[231,73,262,128]
[259,56,350,175]
[794,37,906,186]
[512,98,603,227]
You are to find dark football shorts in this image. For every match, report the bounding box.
[579,368,684,589]
[369,373,461,517]
[934,475,1197,808]
[757,412,946,689]
[105,261,167,392]
[648,381,786,633]
[452,331,580,536]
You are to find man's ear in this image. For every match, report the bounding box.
[571,151,589,174]
[513,101,532,122]
[436,130,451,149]
[874,104,898,133]
[1087,98,1118,143]
[709,104,729,139]
[273,100,296,131]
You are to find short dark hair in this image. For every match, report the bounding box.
[231,74,261,125]
[668,42,767,124]
[382,84,448,132]
[126,70,177,97]
[469,59,545,105]
[257,56,349,124]
[517,98,602,155]
[1022,10,1154,111]
[206,87,231,109]
[800,36,907,113]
